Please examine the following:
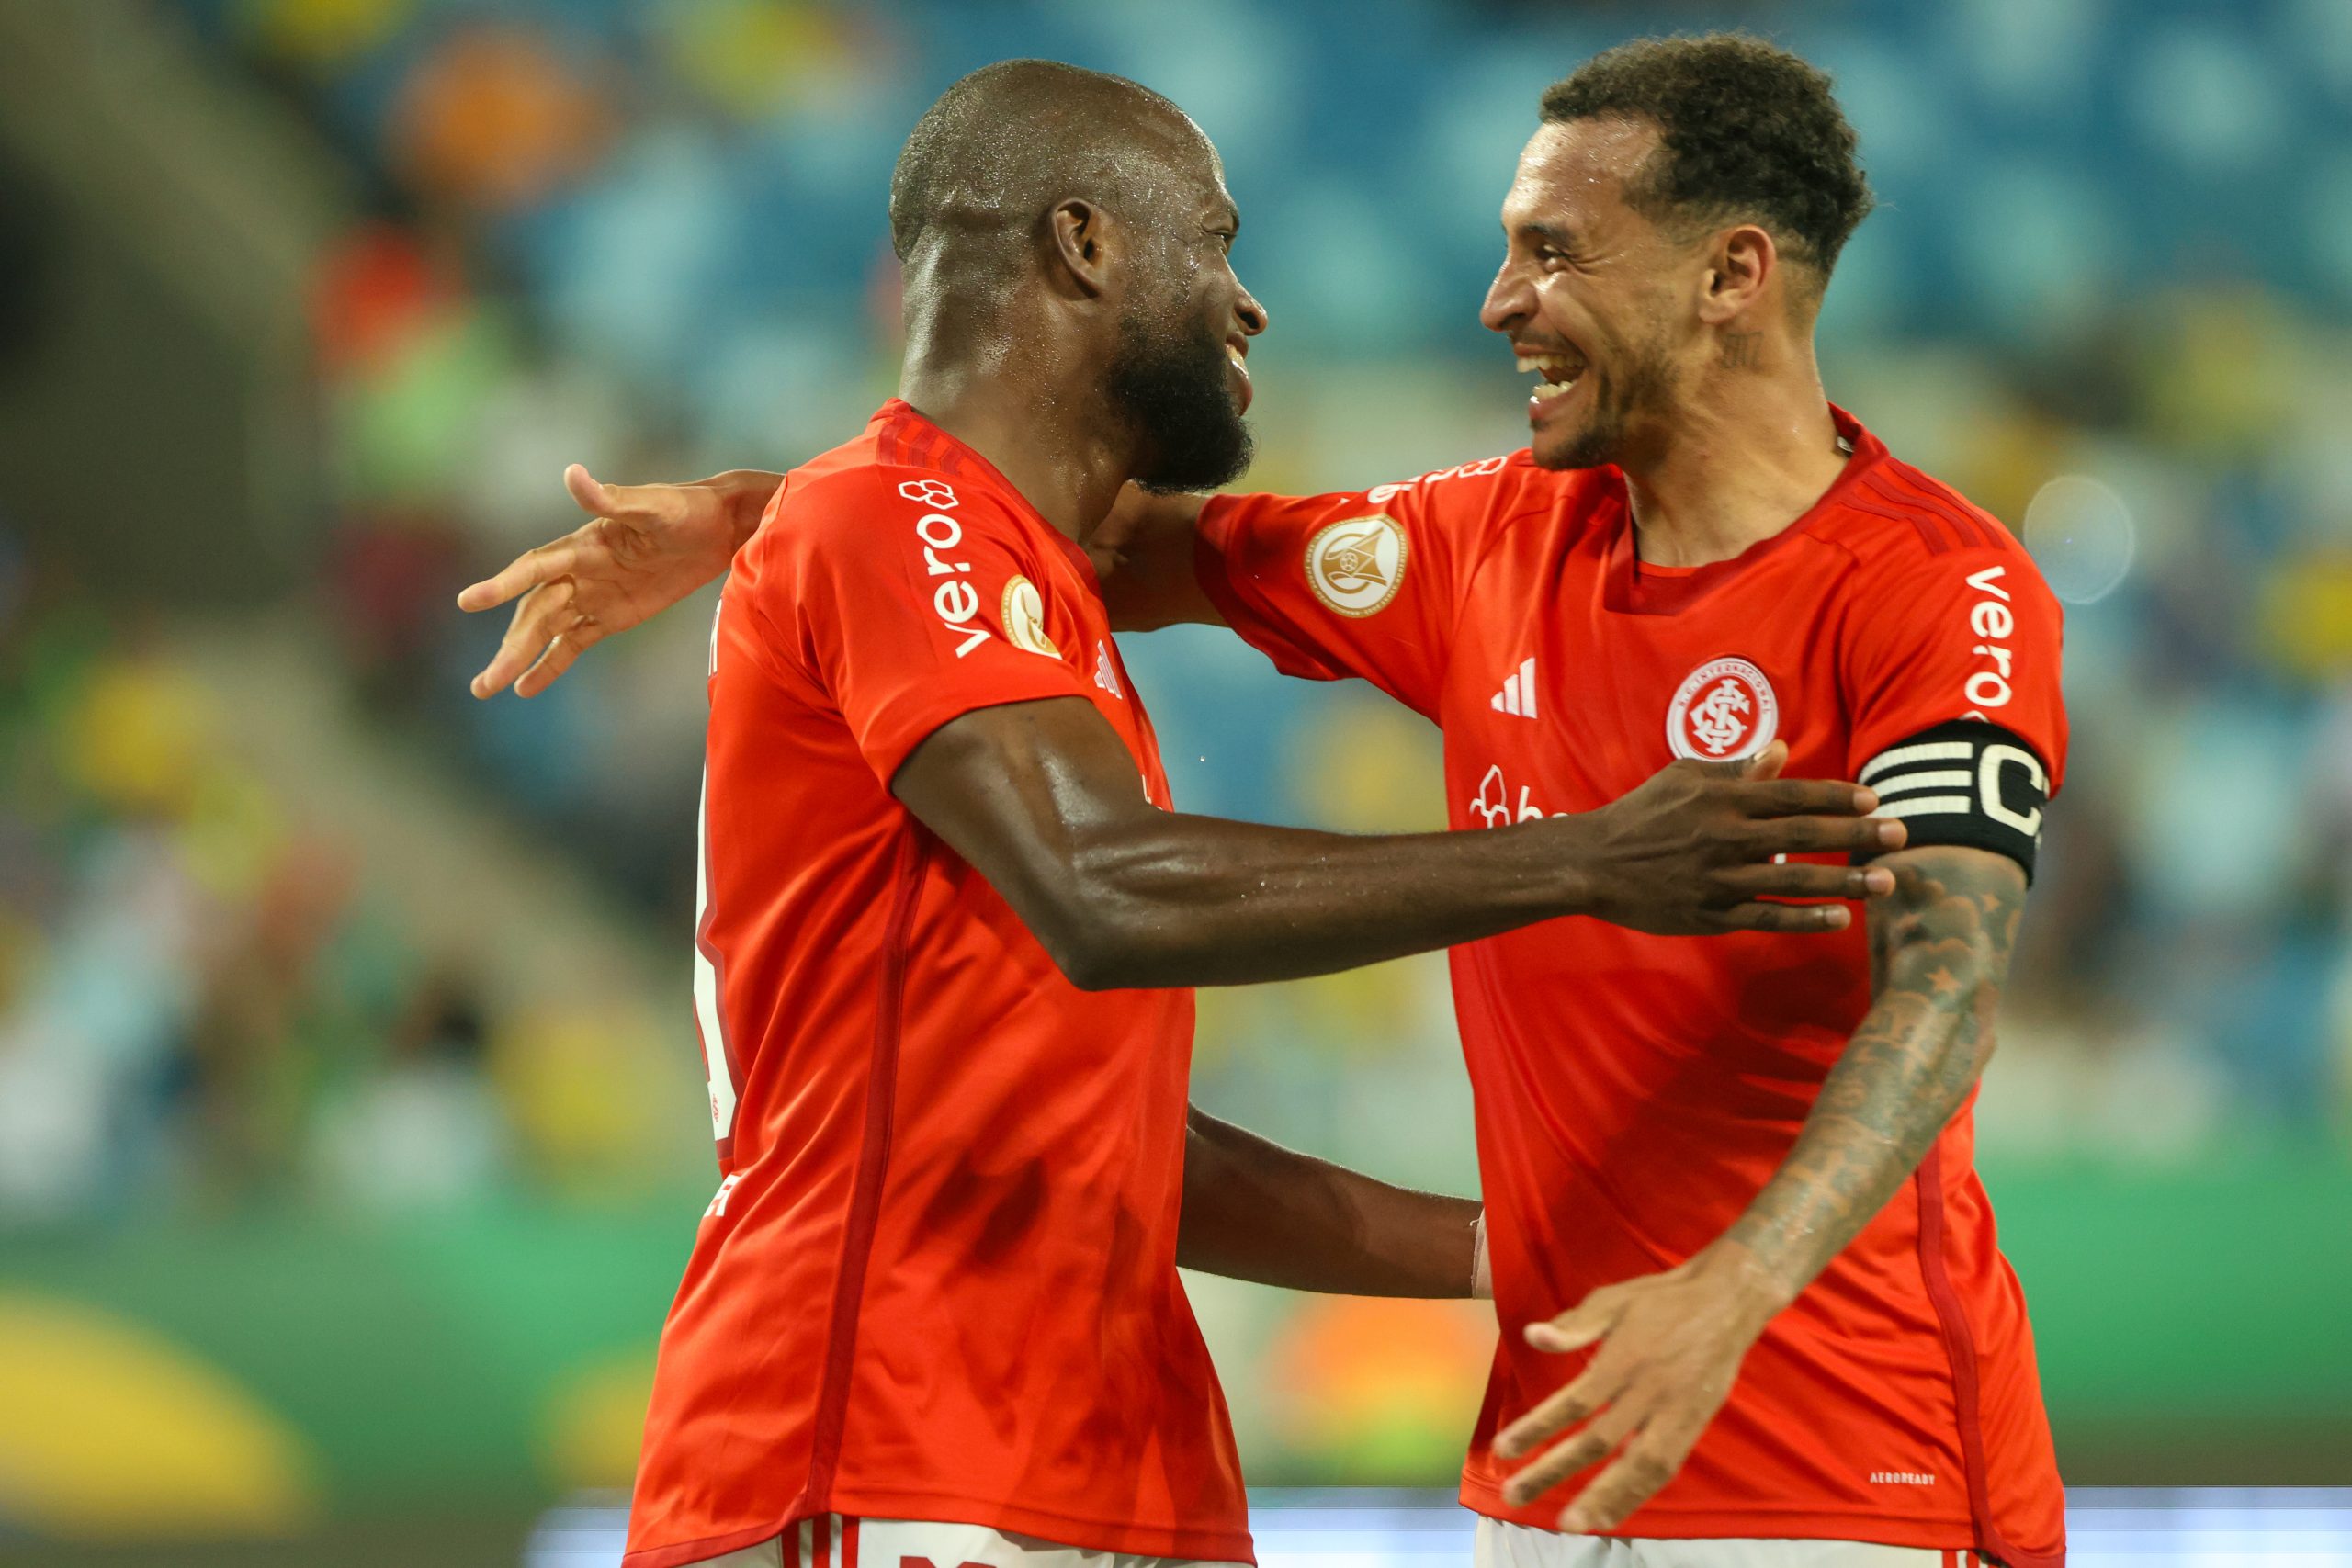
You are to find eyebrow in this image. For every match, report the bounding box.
[1510,219,1577,250]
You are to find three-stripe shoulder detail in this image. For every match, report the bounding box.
[1846,465,2014,558]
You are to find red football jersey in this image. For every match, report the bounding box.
[627,401,1250,1568]
[1196,409,2067,1566]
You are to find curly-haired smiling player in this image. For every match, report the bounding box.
[469,36,2068,1568]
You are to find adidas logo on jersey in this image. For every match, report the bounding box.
[1490,657,1537,718]
[1093,642,1123,700]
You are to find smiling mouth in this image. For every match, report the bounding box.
[1515,350,1587,402]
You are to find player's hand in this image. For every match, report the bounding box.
[457,465,774,698]
[1567,741,1905,934]
[1491,1241,1783,1533]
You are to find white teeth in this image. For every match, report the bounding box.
[1530,378,1577,400]
[1516,352,1579,374]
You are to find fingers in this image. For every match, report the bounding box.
[1717,862,1896,902]
[1693,740,1788,784]
[1524,1288,1621,1356]
[1746,812,1906,857]
[564,462,614,518]
[1528,1316,1600,1356]
[1495,1351,1623,1461]
[1713,899,1854,933]
[457,542,578,615]
[1732,776,1877,818]
[1737,739,1787,781]
[568,462,688,529]
[1501,1401,1642,1508]
[458,464,630,618]
[470,581,579,699]
[514,623,600,698]
[1557,1426,1701,1536]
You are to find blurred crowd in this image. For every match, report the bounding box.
[0,558,503,1216]
[1,0,2347,1241]
[0,553,703,1221]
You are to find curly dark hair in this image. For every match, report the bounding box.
[1540,34,1874,285]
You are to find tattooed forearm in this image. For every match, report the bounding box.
[1723,846,2028,1302]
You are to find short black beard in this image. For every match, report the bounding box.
[1106,304,1253,493]
[1537,335,1679,472]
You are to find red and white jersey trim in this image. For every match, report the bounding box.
[700,1514,1249,1568]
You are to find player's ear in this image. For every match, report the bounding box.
[1046,199,1113,300]
[1698,223,1775,326]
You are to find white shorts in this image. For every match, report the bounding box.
[1473,1517,1997,1568]
[703,1512,1250,1568]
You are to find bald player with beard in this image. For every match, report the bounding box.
[472,57,1904,1568]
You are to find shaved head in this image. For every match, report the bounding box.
[888,60,1215,287]
[886,59,1263,495]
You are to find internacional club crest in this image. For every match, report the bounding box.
[1306,514,1408,617]
[1001,576,1059,658]
[1667,656,1779,761]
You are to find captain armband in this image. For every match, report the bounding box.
[1857,720,2050,881]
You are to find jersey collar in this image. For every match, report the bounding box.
[1601,405,1886,616]
[873,399,1102,586]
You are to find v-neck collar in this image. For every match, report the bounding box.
[1602,405,1884,616]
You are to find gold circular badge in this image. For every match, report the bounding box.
[1305,514,1408,617]
[1001,576,1059,658]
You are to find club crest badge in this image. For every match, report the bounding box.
[1306,514,1408,617]
[1001,576,1058,658]
[1668,657,1778,761]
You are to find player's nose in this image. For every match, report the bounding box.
[1235,283,1268,338]
[1480,260,1533,335]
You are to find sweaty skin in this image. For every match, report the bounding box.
[458,72,2021,1547]
[896,694,1897,992]
[462,458,2025,1537]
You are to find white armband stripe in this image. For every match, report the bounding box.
[1873,795,1974,818]
[1854,720,2051,880]
[1873,768,1973,795]
[1860,739,1974,784]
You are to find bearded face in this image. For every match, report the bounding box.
[1535,316,1682,472]
[1105,258,1254,494]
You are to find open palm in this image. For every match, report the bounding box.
[457,465,758,698]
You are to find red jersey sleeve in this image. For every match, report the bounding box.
[1838,537,2068,877]
[1193,452,1535,718]
[735,467,1098,785]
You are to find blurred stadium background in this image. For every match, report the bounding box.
[0,0,2346,1563]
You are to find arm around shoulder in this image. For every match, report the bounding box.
[1088,486,1222,631]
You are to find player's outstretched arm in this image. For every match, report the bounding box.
[1488,843,2027,1533]
[458,468,1218,694]
[892,698,1905,990]
[458,465,780,698]
[1179,1106,1487,1298]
